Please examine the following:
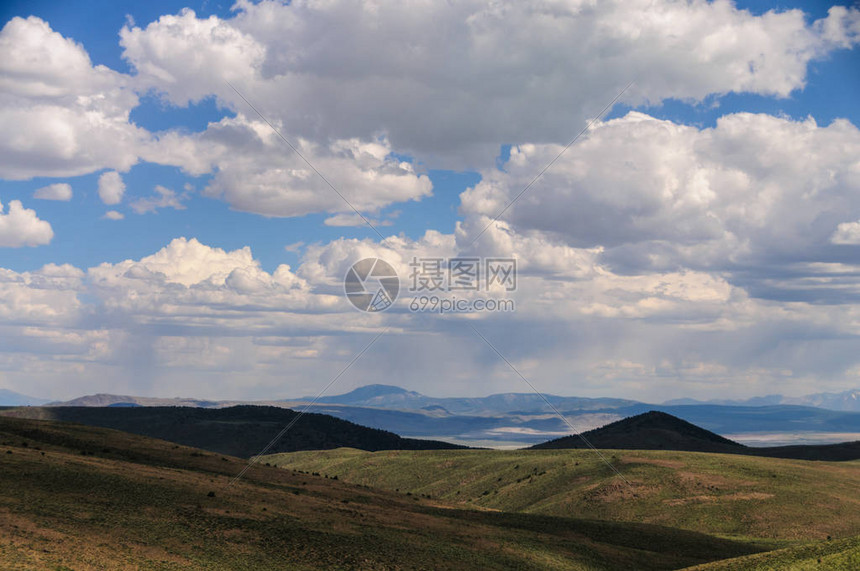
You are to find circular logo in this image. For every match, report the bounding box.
[344,258,400,312]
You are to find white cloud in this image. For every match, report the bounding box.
[119,8,264,105]
[459,112,860,301]
[0,263,82,324]
[815,5,860,48]
[831,220,860,245]
[122,1,860,168]
[0,199,53,247]
[103,210,124,221]
[144,116,433,217]
[91,236,261,288]
[3,4,860,401]
[130,184,188,214]
[33,182,72,201]
[0,233,858,401]
[0,17,145,179]
[98,171,125,205]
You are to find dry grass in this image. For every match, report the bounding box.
[0,417,764,570]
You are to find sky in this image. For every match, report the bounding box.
[1,0,860,402]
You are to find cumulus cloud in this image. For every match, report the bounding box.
[122,1,860,168]
[97,171,125,205]
[86,237,342,321]
[33,182,72,201]
[0,263,82,324]
[144,116,433,217]
[3,4,860,400]
[831,220,860,245]
[0,233,857,401]
[0,17,146,179]
[459,112,860,300]
[120,8,264,105]
[103,210,124,221]
[130,184,188,214]
[0,199,53,247]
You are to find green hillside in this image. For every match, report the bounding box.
[686,535,860,570]
[265,448,860,542]
[0,416,764,570]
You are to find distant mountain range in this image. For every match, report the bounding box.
[0,389,48,407]
[664,388,860,411]
[301,383,860,413]
[9,383,860,447]
[298,384,640,414]
[43,393,222,408]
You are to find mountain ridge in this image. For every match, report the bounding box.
[42,384,860,413]
[533,411,744,453]
[32,386,860,447]
[0,405,466,457]
[0,388,49,406]
[663,388,860,411]
[531,410,860,461]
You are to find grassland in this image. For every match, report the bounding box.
[265,448,860,543]
[688,535,860,570]
[0,417,766,570]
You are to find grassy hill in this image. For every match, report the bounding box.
[532,411,860,461]
[0,416,766,570]
[265,447,860,542]
[533,412,743,453]
[686,535,860,570]
[0,405,466,457]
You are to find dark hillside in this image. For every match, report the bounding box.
[0,405,465,457]
[533,411,743,453]
[532,411,860,461]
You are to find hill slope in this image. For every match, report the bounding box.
[533,411,743,453]
[532,411,860,461]
[267,448,860,542]
[0,416,764,570]
[686,535,860,570]
[0,405,465,457]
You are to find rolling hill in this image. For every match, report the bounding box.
[0,416,766,570]
[532,411,743,453]
[532,411,860,461]
[266,447,860,542]
[0,405,465,457]
[687,535,860,570]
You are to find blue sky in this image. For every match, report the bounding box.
[1,1,860,401]
[1,0,857,274]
